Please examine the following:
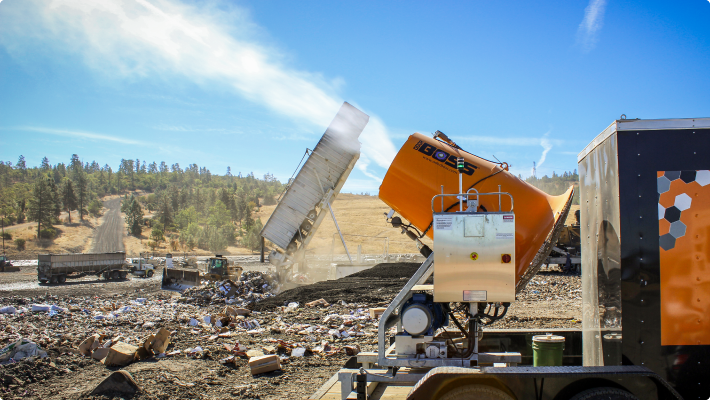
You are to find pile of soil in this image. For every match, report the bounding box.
[252,263,422,311]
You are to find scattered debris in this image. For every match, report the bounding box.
[248,354,281,375]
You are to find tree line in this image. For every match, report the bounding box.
[523,170,580,205]
[0,155,103,240]
[0,155,285,253]
[121,170,283,253]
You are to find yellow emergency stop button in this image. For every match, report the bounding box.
[470,252,478,261]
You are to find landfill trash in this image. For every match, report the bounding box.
[0,338,48,364]
[291,347,306,357]
[369,307,387,319]
[344,345,360,356]
[180,272,276,307]
[285,302,299,313]
[306,298,329,308]
[103,342,139,367]
[90,370,141,396]
[249,354,281,375]
[189,318,199,326]
[0,306,17,314]
[31,304,64,312]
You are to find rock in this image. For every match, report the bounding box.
[90,370,141,396]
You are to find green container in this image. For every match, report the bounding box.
[532,334,565,366]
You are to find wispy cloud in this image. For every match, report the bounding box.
[0,0,397,178]
[13,126,147,146]
[536,132,553,169]
[577,0,608,52]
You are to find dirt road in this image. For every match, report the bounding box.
[90,197,124,253]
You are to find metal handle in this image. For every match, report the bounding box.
[431,191,514,213]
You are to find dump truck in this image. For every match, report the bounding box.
[37,252,128,284]
[311,117,710,400]
[161,255,243,291]
[261,102,370,284]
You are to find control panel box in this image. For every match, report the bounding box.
[433,212,516,302]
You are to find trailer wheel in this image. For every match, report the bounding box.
[147,269,154,278]
[50,275,58,284]
[439,384,514,400]
[569,387,639,400]
[57,274,66,284]
[307,209,317,220]
[119,271,127,279]
[102,271,110,280]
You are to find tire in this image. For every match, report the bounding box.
[307,209,317,220]
[147,269,154,278]
[50,276,58,284]
[119,271,127,279]
[102,272,110,280]
[110,270,120,280]
[57,274,66,284]
[569,387,639,400]
[439,384,514,400]
[300,220,312,233]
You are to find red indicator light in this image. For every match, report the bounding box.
[501,254,512,263]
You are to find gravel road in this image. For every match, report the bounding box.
[90,197,124,253]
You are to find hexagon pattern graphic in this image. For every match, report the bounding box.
[657,170,708,251]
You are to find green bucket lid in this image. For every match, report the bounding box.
[532,334,565,343]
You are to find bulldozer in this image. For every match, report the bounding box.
[161,255,243,291]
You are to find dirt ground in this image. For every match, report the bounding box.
[0,261,580,400]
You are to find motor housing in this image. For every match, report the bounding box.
[400,293,449,337]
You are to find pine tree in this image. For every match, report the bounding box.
[61,179,77,223]
[28,176,60,238]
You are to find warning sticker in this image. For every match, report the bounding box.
[434,215,453,231]
[503,215,514,222]
[463,290,487,302]
[496,233,514,240]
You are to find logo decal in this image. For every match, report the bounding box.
[415,141,477,176]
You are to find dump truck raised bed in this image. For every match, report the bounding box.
[314,117,710,400]
[37,252,128,284]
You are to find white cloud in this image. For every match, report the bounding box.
[537,132,553,168]
[577,0,608,52]
[0,0,396,181]
[15,126,147,145]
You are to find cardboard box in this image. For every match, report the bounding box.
[248,354,281,375]
[91,347,110,361]
[369,308,387,319]
[103,342,138,367]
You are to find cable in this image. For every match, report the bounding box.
[418,166,507,238]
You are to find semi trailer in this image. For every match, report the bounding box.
[37,252,128,284]
[312,117,710,400]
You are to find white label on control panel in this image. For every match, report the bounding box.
[496,233,514,240]
[434,215,453,230]
[463,290,487,301]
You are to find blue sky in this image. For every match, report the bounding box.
[1,0,709,193]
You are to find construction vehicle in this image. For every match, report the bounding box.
[261,102,370,284]
[37,252,128,284]
[310,117,710,400]
[128,254,157,278]
[545,209,581,272]
[0,254,19,272]
[161,254,243,291]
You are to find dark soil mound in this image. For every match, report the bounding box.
[252,262,421,311]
